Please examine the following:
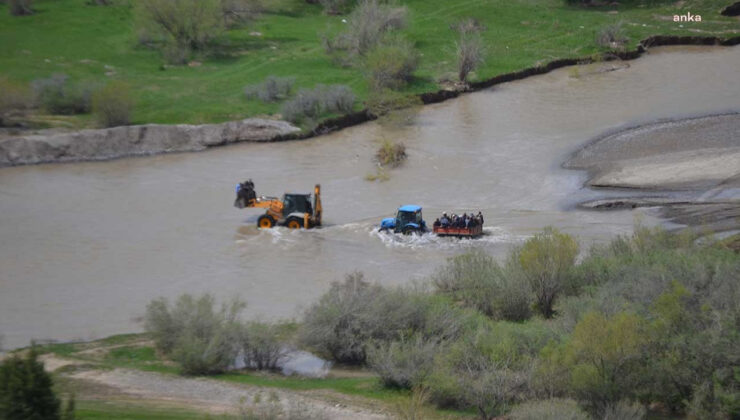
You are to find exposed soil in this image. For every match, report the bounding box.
[42,354,388,419]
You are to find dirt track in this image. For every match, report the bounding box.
[42,355,388,419]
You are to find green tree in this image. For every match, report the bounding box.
[518,227,578,318]
[565,311,648,416]
[0,347,61,420]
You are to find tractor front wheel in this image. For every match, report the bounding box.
[286,216,304,229]
[257,214,276,229]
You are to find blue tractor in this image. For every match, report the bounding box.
[380,205,427,235]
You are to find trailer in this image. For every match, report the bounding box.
[432,224,483,238]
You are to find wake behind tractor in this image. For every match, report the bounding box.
[234,180,322,229]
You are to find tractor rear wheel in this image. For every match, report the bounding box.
[402,226,418,236]
[286,216,304,229]
[257,214,275,229]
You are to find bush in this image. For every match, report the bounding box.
[602,400,646,420]
[429,340,527,418]
[298,272,383,363]
[244,76,295,103]
[0,347,60,419]
[367,335,440,389]
[453,18,486,83]
[596,22,628,50]
[92,82,134,127]
[318,0,353,15]
[325,0,407,57]
[0,77,31,127]
[32,74,93,115]
[239,321,287,370]
[299,273,475,364]
[280,84,355,124]
[221,0,261,27]
[8,0,33,16]
[135,0,223,63]
[509,398,590,420]
[432,250,532,321]
[365,37,419,90]
[517,227,578,318]
[144,294,243,375]
[375,138,406,167]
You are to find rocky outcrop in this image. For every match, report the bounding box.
[0,118,299,167]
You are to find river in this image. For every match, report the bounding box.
[1,46,738,350]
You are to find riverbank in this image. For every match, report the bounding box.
[2,37,739,167]
[17,334,411,419]
[1,0,739,127]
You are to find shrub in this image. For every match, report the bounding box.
[365,37,419,90]
[326,0,407,56]
[92,82,134,127]
[394,386,431,420]
[32,74,93,115]
[602,400,646,420]
[321,84,355,114]
[239,321,286,370]
[8,0,32,16]
[432,250,532,321]
[453,18,486,83]
[299,273,475,364]
[367,335,440,389]
[0,347,60,419]
[144,294,243,375]
[135,0,223,63]
[517,227,578,318]
[596,22,628,50]
[280,84,355,124]
[221,0,261,27]
[318,0,353,15]
[244,76,295,103]
[0,77,31,127]
[509,398,590,420]
[375,138,406,167]
[429,343,527,418]
[298,272,383,363]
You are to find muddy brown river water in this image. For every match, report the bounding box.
[1,46,739,350]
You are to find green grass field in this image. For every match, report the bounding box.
[1,0,735,127]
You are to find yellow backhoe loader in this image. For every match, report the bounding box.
[234,179,322,229]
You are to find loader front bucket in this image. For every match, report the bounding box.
[234,179,257,208]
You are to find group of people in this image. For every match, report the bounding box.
[433,211,484,229]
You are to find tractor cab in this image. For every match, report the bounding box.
[380,205,427,234]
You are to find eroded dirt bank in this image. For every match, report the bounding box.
[566,114,740,233]
[0,118,299,167]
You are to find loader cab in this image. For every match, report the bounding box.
[380,205,426,234]
[282,193,312,216]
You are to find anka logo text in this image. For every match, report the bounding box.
[673,12,702,22]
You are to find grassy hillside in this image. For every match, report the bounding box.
[0,0,736,127]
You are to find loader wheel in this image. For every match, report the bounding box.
[286,216,303,229]
[257,215,275,229]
